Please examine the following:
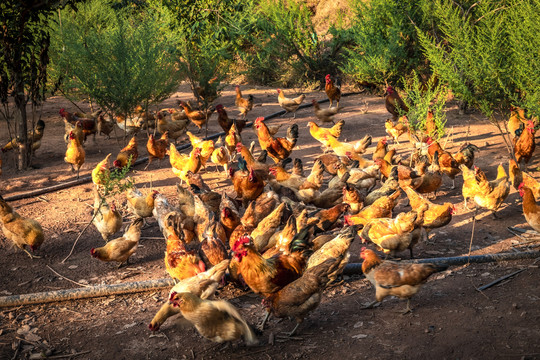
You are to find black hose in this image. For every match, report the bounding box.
[4,92,364,202]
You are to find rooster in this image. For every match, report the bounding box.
[277,89,305,118]
[324,74,341,108]
[384,86,409,121]
[254,117,299,163]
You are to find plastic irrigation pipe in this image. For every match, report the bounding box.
[0,250,537,308]
[3,92,364,202]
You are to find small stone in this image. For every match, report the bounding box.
[352,334,367,339]
[353,321,363,328]
[481,272,490,277]
[68,265,78,270]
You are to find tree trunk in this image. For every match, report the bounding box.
[13,71,29,171]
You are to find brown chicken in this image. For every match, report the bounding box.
[156,112,188,143]
[90,218,142,267]
[97,114,115,138]
[345,190,401,228]
[277,89,305,118]
[254,117,299,163]
[126,187,158,219]
[229,158,265,204]
[2,120,46,153]
[316,153,350,175]
[169,292,258,345]
[360,247,448,313]
[249,203,287,252]
[149,259,230,331]
[372,138,388,162]
[165,231,206,281]
[342,183,365,214]
[179,101,215,133]
[114,136,138,168]
[264,256,343,336]
[309,203,350,235]
[0,195,44,259]
[92,153,111,187]
[414,151,443,196]
[509,159,540,199]
[325,74,341,108]
[507,106,528,138]
[513,120,536,168]
[312,99,340,123]
[385,118,409,144]
[210,144,230,173]
[324,134,373,165]
[384,86,409,121]
[235,86,254,119]
[64,131,85,179]
[403,186,454,231]
[146,132,169,169]
[453,143,480,169]
[59,108,97,141]
[375,158,421,189]
[426,138,460,188]
[63,120,85,145]
[215,104,246,133]
[519,183,540,232]
[92,190,122,242]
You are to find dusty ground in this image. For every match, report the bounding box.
[0,85,539,360]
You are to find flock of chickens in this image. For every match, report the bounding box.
[1,76,540,347]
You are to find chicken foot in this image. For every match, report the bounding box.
[22,247,41,259]
[258,310,271,331]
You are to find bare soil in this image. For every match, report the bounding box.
[0,85,539,360]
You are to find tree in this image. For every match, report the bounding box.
[0,0,78,170]
[50,0,180,137]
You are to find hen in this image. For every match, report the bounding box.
[254,117,299,163]
[229,157,265,204]
[235,86,254,120]
[146,132,169,169]
[64,131,85,179]
[92,190,122,242]
[509,159,540,199]
[308,120,345,149]
[426,138,460,188]
[312,99,340,123]
[277,89,305,118]
[186,131,215,168]
[345,190,401,228]
[324,134,372,165]
[384,86,409,121]
[126,187,158,220]
[453,143,480,169]
[92,153,111,187]
[519,183,540,232]
[324,74,341,108]
[215,104,246,133]
[472,164,510,217]
[169,292,258,345]
[169,145,202,183]
[156,112,188,143]
[59,108,97,141]
[360,247,448,313]
[114,136,138,169]
[402,186,454,232]
[90,219,142,267]
[179,101,215,133]
[513,120,536,168]
[385,118,409,145]
[0,195,44,258]
[2,120,46,153]
[165,231,206,281]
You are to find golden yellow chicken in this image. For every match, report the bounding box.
[385,117,409,144]
[186,131,215,167]
[64,131,85,179]
[402,186,454,231]
[90,218,142,267]
[472,164,510,217]
[277,89,305,118]
[92,153,111,187]
[126,187,158,219]
[92,190,123,242]
[0,195,44,259]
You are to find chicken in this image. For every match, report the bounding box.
[64,131,85,179]
[509,159,540,199]
[308,120,345,148]
[199,230,228,269]
[277,89,306,118]
[254,117,299,163]
[414,151,443,196]
[426,138,460,188]
[97,114,115,139]
[126,187,158,220]
[453,143,480,169]
[168,292,258,345]
[269,159,324,193]
[402,186,454,231]
[0,195,44,259]
[324,134,372,165]
[264,256,342,336]
[92,190,122,242]
[312,99,340,123]
[385,118,409,144]
[2,120,46,153]
[166,106,188,121]
[360,247,448,313]
[375,158,421,189]
[92,153,111,187]
[59,108,97,141]
[186,131,215,167]
[384,86,409,121]
[344,190,401,228]
[165,232,206,281]
[513,120,536,168]
[170,145,202,183]
[342,183,365,214]
[156,111,188,143]
[360,208,426,258]
[231,233,310,297]
[240,190,280,229]
[324,74,341,108]
[179,101,215,133]
[229,158,265,204]
[460,164,483,210]
[364,166,399,205]
[250,203,287,252]
[507,106,528,138]
[215,104,246,134]
[235,86,254,120]
[219,193,241,239]
[372,138,388,162]
[149,259,230,331]
[235,142,274,178]
[472,164,510,217]
[305,227,356,285]
[225,127,242,158]
[309,203,350,235]
[114,114,142,136]
[316,153,350,175]
[146,132,169,169]
[90,218,142,267]
[63,120,85,145]
[210,144,230,173]
[114,136,138,169]
[519,183,540,232]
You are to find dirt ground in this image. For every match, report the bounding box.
[0,85,539,360]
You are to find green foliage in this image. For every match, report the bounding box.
[239,0,349,87]
[97,156,134,198]
[417,0,515,119]
[401,72,448,141]
[342,0,431,86]
[50,0,180,119]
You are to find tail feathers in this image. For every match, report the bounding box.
[293,158,304,176]
[305,256,344,281]
[428,263,449,273]
[211,300,258,346]
[329,120,345,138]
[354,134,372,154]
[286,124,299,144]
[289,223,315,257]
